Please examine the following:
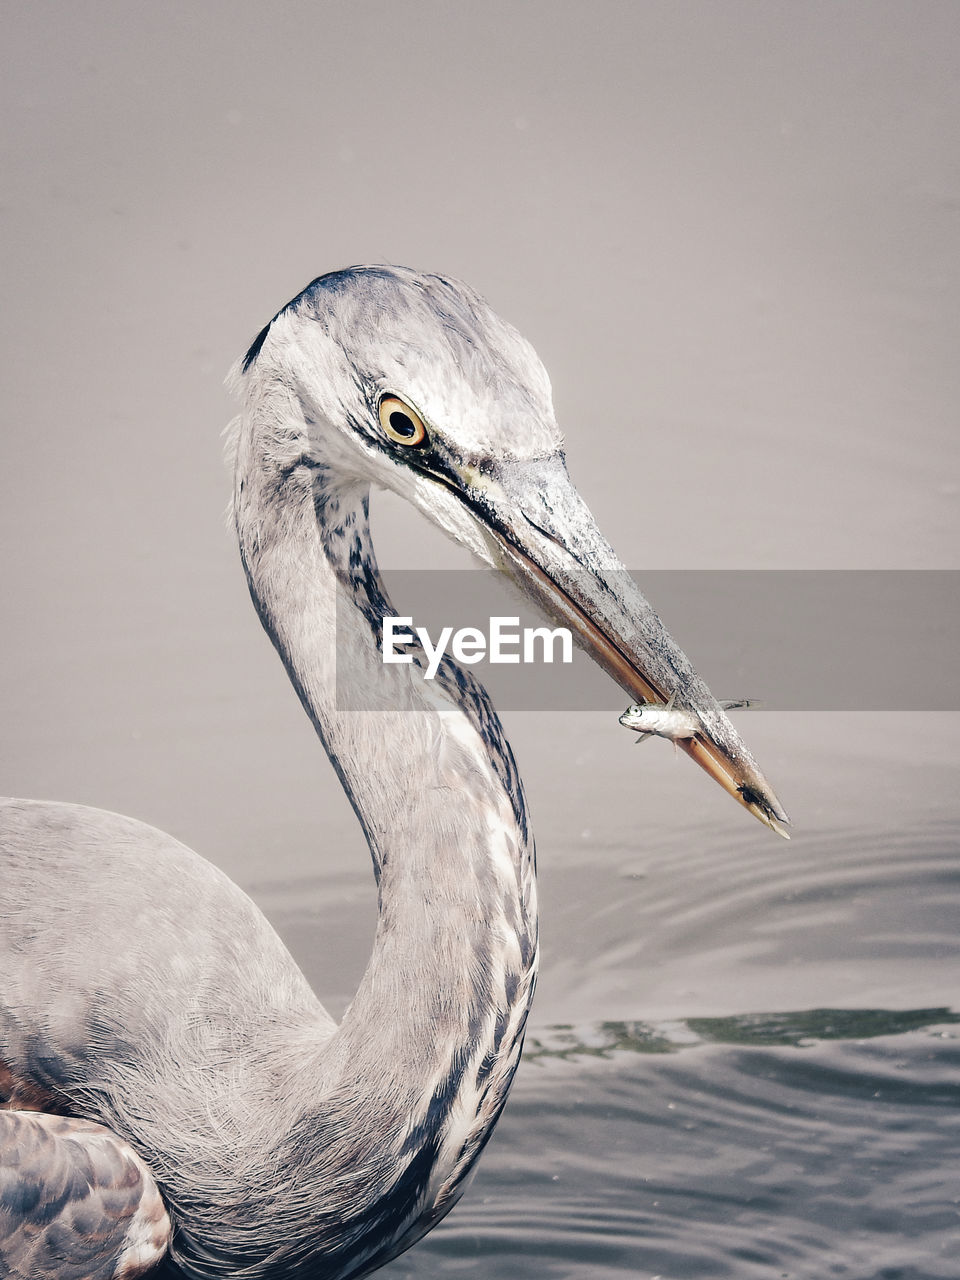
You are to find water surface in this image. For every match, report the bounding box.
[2,5,958,1277]
[255,713,960,1279]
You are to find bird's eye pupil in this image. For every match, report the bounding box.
[379,395,427,446]
[389,411,417,438]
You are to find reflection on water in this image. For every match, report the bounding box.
[529,1006,960,1057]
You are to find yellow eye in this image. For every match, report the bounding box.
[378,395,428,447]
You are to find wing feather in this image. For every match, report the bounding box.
[0,1111,171,1279]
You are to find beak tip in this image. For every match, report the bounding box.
[759,809,792,840]
[727,766,789,833]
[742,790,791,840]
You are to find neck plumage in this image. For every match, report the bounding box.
[229,385,538,1277]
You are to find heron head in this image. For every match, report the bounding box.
[237,265,788,835]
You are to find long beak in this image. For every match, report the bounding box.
[464,456,790,837]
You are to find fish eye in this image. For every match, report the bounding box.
[378,395,428,447]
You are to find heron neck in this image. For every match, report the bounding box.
[233,393,538,1270]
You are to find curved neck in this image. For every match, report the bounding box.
[228,387,538,1276]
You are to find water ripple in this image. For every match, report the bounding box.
[539,818,960,1023]
[390,1023,960,1278]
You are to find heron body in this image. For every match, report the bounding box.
[0,266,786,1279]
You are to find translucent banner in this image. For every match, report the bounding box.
[335,570,960,711]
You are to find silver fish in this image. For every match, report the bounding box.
[619,695,756,745]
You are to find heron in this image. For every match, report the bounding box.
[0,266,787,1279]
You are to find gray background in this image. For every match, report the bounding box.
[2,2,958,1008]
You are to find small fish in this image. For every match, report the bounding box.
[619,695,756,745]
